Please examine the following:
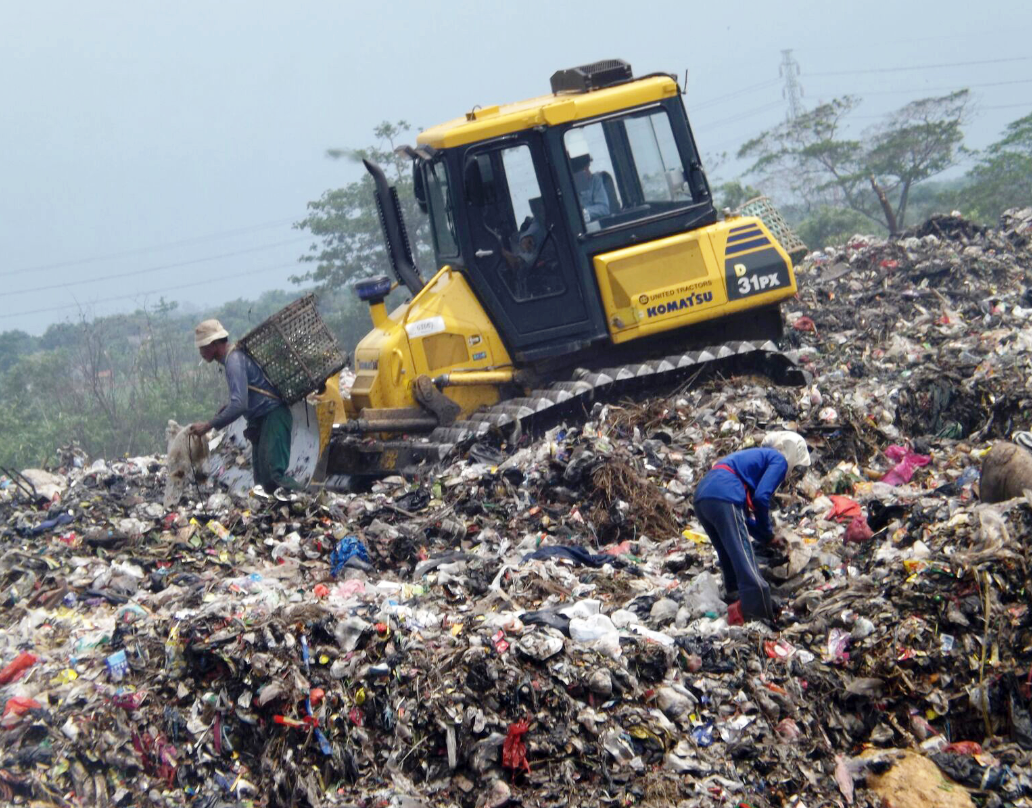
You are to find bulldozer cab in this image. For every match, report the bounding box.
[412,61,717,362]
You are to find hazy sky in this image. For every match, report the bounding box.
[3,1,1030,334]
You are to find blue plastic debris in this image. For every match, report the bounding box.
[106,649,129,682]
[330,536,370,577]
[691,722,715,747]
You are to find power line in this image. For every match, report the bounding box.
[851,101,1032,120]
[808,56,1032,78]
[0,237,310,298]
[805,78,1032,97]
[0,216,300,277]
[700,100,785,129]
[689,78,781,111]
[796,27,1004,53]
[0,260,303,320]
[699,80,1032,130]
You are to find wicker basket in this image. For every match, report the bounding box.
[237,294,347,406]
[737,196,808,263]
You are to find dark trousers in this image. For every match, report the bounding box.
[694,497,774,621]
[250,405,302,491]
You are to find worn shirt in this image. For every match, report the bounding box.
[210,346,281,430]
[575,172,610,221]
[694,447,788,540]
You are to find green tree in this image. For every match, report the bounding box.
[39,321,79,351]
[739,96,865,218]
[0,330,39,373]
[293,121,435,293]
[739,91,971,235]
[863,91,971,232]
[961,112,1032,221]
[713,179,761,213]
[793,206,873,251]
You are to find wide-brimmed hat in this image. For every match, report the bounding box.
[194,319,229,348]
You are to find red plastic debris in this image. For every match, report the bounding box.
[133,731,179,787]
[727,600,744,626]
[764,639,795,660]
[881,445,932,486]
[0,651,38,685]
[502,718,531,776]
[111,691,147,711]
[275,713,319,729]
[2,696,41,717]
[880,259,899,269]
[313,584,329,598]
[943,740,983,756]
[825,495,862,522]
[844,515,873,544]
[348,706,363,727]
[792,315,817,332]
[310,688,325,708]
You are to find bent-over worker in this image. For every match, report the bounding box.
[692,431,810,623]
[188,319,301,492]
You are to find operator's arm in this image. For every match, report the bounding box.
[209,352,249,430]
[751,451,789,541]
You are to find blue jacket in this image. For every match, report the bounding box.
[694,447,788,541]
[210,347,281,430]
[575,172,610,220]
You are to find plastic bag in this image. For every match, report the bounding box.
[881,445,931,486]
[502,718,531,775]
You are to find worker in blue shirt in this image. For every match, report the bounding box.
[571,154,610,222]
[188,319,301,492]
[693,431,810,623]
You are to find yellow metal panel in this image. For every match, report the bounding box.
[312,373,348,427]
[542,100,577,125]
[347,267,513,421]
[417,77,678,149]
[349,325,415,414]
[422,333,469,370]
[593,218,797,344]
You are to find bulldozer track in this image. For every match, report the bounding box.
[323,340,807,486]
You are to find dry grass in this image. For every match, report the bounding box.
[587,456,679,541]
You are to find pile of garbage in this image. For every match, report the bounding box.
[2,209,1032,808]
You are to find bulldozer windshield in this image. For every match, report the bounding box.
[564,106,698,233]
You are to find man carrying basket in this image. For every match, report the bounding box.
[188,319,301,492]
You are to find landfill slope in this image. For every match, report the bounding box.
[2,208,1032,808]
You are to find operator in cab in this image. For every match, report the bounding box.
[502,209,562,298]
[571,154,610,222]
[188,319,301,492]
[691,431,810,624]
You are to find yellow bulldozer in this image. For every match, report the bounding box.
[319,59,805,481]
